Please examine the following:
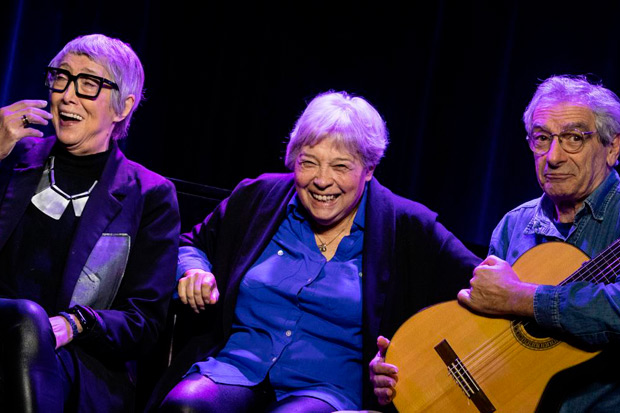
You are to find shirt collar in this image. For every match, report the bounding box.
[524,169,620,237]
[288,183,368,230]
[581,169,620,221]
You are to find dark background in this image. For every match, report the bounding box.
[2,0,620,249]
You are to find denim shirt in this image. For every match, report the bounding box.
[489,169,620,410]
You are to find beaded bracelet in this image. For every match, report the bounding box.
[59,311,79,338]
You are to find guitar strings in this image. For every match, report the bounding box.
[460,325,520,381]
[399,243,620,411]
[466,257,620,381]
[583,251,620,283]
[561,239,620,285]
[461,266,617,380]
[467,329,530,384]
[455,239,620,386]
[475,247,620,378]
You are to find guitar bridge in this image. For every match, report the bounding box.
[434,339,496,413]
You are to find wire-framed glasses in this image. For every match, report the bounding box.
[526,130,597,154]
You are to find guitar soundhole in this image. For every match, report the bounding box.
[522,322,548,338]
[510,319,561,350]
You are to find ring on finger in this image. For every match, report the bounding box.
[21,114,30,128]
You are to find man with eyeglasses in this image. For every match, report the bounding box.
[371,75,620,410]
[457,75,620,410]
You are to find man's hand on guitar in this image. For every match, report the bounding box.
[370,335,399,405]
[457,255,537,317]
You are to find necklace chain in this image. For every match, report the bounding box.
[314,213,355,253]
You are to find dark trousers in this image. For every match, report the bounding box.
[158,373,336,413]
[0,298,72,413]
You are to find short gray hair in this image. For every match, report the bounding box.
[285,91,389,169]
[523,75,620,146]
[49,34,145,140]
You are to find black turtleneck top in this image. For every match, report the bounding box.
[0,142,110,314]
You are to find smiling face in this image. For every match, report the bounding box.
[531,102,620,209]
[294,137,374,229]
[50,53,126,155]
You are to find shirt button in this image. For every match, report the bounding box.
[285,330,292,337]
[359,272,363,277]
[272,357,277,362]
[307,278,312,283]
[277,250,284,256]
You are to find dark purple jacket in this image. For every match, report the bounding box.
[0,136,180,411]
[150,172,480,411]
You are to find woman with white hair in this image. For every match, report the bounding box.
[0,34,179,412]
[153,91,480,412]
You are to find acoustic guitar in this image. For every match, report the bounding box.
[385,241,620,412]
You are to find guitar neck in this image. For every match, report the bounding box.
[562,238,620,285]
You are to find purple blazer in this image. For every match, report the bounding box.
[149,172,480,411]
[0,136,180,411]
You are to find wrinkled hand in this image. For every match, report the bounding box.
[457,255,536,317]
[369,336,399,405]
[178,269,220,313]
[49,315,73,349]
[0,100,52,159]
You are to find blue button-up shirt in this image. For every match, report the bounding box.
[489,169,620,411]
[178,190,367,410]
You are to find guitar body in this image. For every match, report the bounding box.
[386,242,599,412]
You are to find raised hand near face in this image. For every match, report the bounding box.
[0,100,52,159]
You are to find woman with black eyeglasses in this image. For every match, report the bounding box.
[0,34,180,412]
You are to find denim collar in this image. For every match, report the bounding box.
[581,169,620,221]
[524,169,620,238]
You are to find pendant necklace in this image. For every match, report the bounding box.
[314,213,355,252]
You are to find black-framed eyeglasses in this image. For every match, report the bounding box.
[526,130,597,154]
[44,67,119,99]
